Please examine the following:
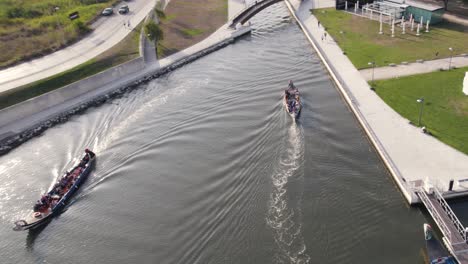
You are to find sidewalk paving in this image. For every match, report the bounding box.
[286,0,468,202]
[0,0,157,93]
[360,55,468,81]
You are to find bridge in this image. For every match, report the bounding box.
[229,0,283,28]
[412,180,468,263]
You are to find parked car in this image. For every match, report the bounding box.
[101,7,113,16]
[118,5,129,14]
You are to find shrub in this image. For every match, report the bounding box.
[74,20,91,34]
[7,7,43,19]
[145,21,164,42]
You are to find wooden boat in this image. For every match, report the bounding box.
[424,223,457,264]
[283,80,301,120]
[13,150,96,231]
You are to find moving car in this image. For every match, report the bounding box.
[118,5,129,14]
[102,7,113,16]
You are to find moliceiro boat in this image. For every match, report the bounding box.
[14,149,96,231]
[283,80,301,120]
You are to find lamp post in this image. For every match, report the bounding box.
[448,47,453,70]
[368,61,375,86]
[417,97,424,126]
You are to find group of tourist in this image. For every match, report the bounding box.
[284,80,300,113]
[33,149,95,213]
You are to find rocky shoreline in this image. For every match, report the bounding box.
[0,36,238,156]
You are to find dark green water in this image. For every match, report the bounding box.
[0,3,436,263]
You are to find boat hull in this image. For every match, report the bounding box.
[14,156,95,231]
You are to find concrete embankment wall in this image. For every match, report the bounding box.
[0,57,145,129]
[283,0,416,204]
[0,26,251,155]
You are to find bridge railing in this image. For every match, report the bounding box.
[230,0,280,26]
[230,1,259,23]
[416,188,453,243]
[433,188,467,242]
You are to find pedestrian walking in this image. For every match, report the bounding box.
[318,20,320,27]
[123,22,126,28]
[324,32,327,39]
[321,35,324,41]
[127,20,131,28]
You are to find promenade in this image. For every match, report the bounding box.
[285,0,468,203]
[360,55,468,81]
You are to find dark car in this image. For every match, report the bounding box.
[101,7,113,16]
[118,5,129,14]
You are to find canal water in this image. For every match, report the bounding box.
[0,2,436,264]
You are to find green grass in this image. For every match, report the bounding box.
[162,14,176,22]
[374,67,468,154]
[0,0,120,68]
[181,28,204,37]
[0,22,143,110]
[312,8,468,69]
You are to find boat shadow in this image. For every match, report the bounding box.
[25,218,52,250]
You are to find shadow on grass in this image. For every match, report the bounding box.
[436,21,468,33]
[158,43,180,58]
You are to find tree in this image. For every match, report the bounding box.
[155,1,166,21]
[145,21,164,43]
[155,7,166,20]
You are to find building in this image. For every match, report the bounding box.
[336,0,445,24]
[403,0,444,24]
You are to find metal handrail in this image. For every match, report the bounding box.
[433,188,467,241]
[230,0,281,24]
[417,188,453,242]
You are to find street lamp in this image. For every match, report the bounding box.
[416,97,424,126]
[368,61,376,87]
[448,47,453,70]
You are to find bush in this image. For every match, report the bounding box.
[145,21,164,42]
[79,0,112,4]
[74,20,91,34]
[7,7,43,19]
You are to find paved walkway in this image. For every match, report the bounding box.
[0,0,157,93]
[360,55,468,81]
[229,0,247,20]
[286,0,468,203]
[443,13,468,27]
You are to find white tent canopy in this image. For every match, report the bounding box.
[463,72,468,96]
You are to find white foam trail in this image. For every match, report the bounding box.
[267,123,310,264]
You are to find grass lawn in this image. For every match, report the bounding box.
[312,8,468,69]
[181,28,204,37]
[0,22,142,110]
[374,67,468,154]
[158,0,228,58]
[0,0,120,69]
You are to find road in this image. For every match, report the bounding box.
[360,55,468,81]
[0,0,157,93]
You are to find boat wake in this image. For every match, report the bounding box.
[266,123,310,264]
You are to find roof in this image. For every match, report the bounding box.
[404,0,444,11]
